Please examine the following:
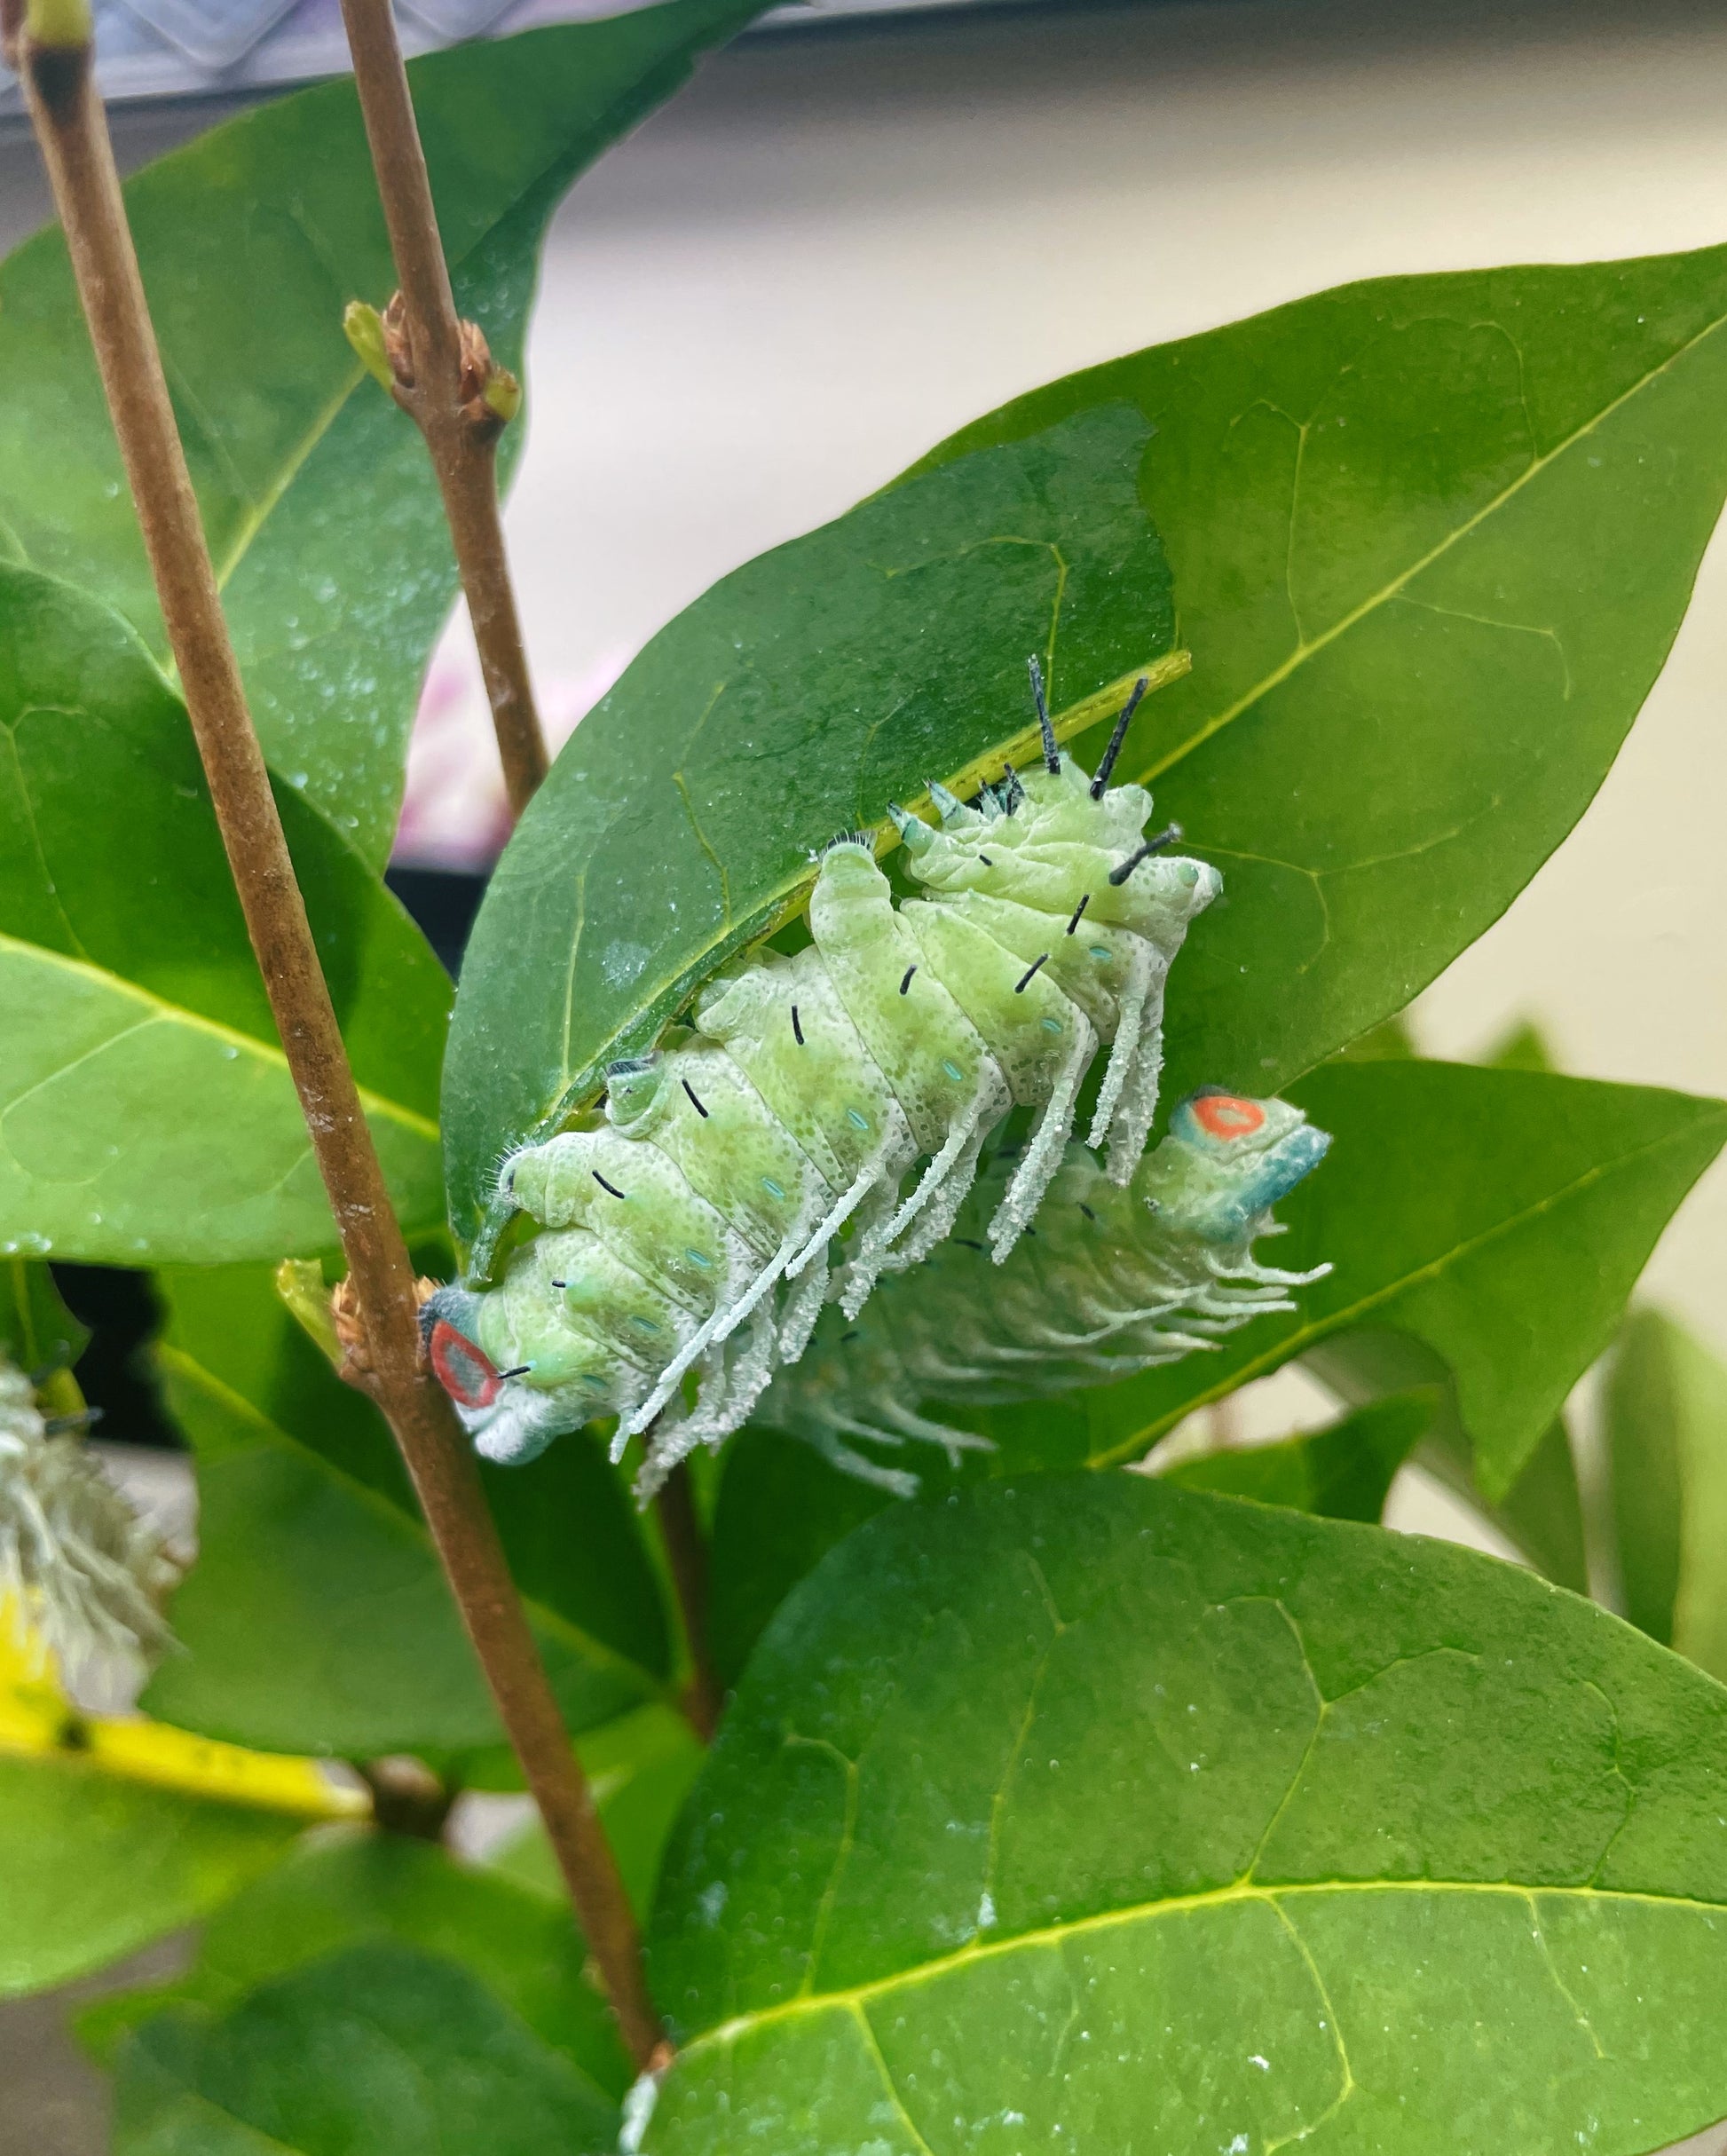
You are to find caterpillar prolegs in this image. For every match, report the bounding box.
[754,1088,1332,1494]
[427,676,1223,1489]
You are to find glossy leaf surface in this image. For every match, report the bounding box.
[1161,1388,1433,1520]
[967,1061,1727,1497]
[708,1430,898,1690]
[0,1620,340,1995]
[141,1265,668,1755]
[86,1831,629,2100]
[708,1394,1431,1694]
[445,406,1178,1253]
[451,245,1727,1261]
[112,1940,617,2156]
[649,1475,1727,2154]
[0,1256,86,1374]
[1608,1307,1727,1682]
[0,1756,298,2000]
[921,247,1727,1107]
[0,570,446,1262]
[0,3,761,861]
[488,1702,705,1916]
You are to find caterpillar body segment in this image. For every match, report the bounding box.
[756,1089,1333,1492]
[428,718,1221,1489]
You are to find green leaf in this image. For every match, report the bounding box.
[708,1430,897,1690]
[918,247,1727,1107]
[967,1061,1727,1497]
[0,568,446,1263]
[1607,1307,1727,1682]
[0,1256,86,1373]
[140,1264,669,1756]
[0,1752,299,1997]
[1412,1413,1590,1595]
[445,405,1179,1254]
[1482,1019,1557,1074]
[83,1829,629,2101]
[1161,1388,1433,1521]
[112,1940,619,2156]
[0,4,763,863]
[486,1701,706,1916]
[646,1474,1727,2154]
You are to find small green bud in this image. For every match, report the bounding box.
[482,365,522,426]
[343,300,395,393]
[25,0,91,47]
[274,1258,344,1370]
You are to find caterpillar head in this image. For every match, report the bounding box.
[1140,1089,1331,1244]
[422,1270,614,1467]
[886,669,1219,950]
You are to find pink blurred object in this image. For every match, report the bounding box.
[391,625,632,872]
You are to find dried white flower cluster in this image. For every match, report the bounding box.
[0,1353,175,1676]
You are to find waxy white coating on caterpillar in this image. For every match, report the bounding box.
[0,1353,173,1671]
[426,717,1221,1494]
[754,1089,1333,1493]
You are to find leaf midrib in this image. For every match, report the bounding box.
[545,666,1170,1114]
[161,1347,667,1703]
[0,931,438,1145]
[1131,304,1727,793]
[681,1873,1726,2057]
[1091,1101,1727,1467]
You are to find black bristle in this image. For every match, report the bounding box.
[1108,822,1184,887]
[791,1004,805,1046]
[1090,675,1149,798]
[1066,892,1091,936]
[1013,953,1050,993]
[593,1171,626,1199]
[1028,653,1060,773]
[496,1365,532,1380]
[682,1078,709,1117]
[900,965,917,995]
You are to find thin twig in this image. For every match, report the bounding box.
[336,0,548,819]
[335,0,729,1755]
[655,1462,723,1742]
[12,3,662,2071]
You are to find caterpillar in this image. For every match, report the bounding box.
[753,1088,1331,1493]
[1,1351,174,1672]
[427,665,1221,1486]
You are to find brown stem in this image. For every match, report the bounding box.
[336,0,725,1758]
[655,1464,723,1743]
[337,0,548,820]
[359,1754,456,1843]
[17,22,662,2071]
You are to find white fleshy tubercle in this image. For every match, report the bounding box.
[752,1093,1334,1492]
[0,1356,175,1674]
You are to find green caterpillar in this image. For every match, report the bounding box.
[1,1351,172,1670]
[753,1088,1331,1493]
[428,667,1221,1483]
